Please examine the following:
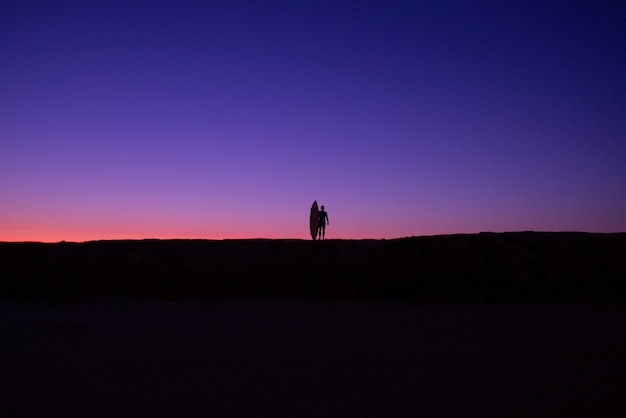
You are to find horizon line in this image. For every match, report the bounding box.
[2,230,625,244]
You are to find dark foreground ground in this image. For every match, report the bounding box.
[1,233,625,416]
[2,301,626,417]
[1,232,626,303]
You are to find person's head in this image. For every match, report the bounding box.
[321,205,324,210]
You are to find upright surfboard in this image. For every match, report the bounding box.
[310,201,319,240]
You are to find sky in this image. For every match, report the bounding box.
[2,0,625,241]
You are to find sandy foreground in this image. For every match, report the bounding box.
[1,300,625,417]
[3,234,626,303]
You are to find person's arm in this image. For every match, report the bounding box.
[327,214,329,225]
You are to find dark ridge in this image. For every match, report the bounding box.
[1,232,625,303]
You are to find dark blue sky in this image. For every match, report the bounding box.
[2,0,625,241]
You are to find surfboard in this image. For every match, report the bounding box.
[310,201,319,240]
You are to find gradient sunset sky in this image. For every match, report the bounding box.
[2,0,625,241]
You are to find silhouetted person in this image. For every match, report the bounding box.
[318,205,329,240]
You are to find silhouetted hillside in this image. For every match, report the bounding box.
[1,232,625,303]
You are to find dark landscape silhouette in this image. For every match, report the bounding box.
[1,232,625,417]
[1,232,625,303]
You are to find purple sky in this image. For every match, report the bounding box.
[2,0,625,241]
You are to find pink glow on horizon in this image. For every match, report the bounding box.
[2,205,624,243]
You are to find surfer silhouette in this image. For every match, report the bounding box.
[318,205,329,240]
